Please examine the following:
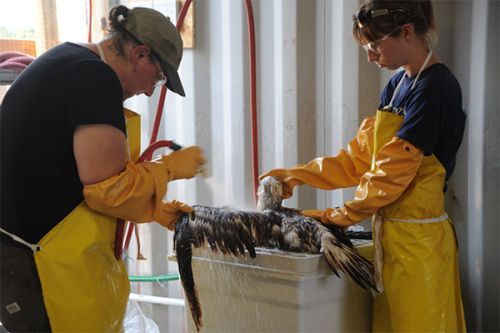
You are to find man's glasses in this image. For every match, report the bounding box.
[353,8,411,29]
[150,54,167,87]
[361,27,401,54]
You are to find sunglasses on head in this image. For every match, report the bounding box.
[353,8,412,29]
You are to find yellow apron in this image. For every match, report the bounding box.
[33,108,140,332]
[371,109,466,332]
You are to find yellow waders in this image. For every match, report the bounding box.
[371,110,466,332]
[33,109,140,332]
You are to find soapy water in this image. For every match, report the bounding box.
[199,174,261,212]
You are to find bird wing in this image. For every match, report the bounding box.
[174,205,377,332]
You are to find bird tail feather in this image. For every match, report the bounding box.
[321,233,378,292]
[174,214,204,332]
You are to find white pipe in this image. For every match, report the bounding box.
[129,293,185,307]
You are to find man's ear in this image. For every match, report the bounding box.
[130,44,152,64]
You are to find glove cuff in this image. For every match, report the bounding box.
[158,154,176,181]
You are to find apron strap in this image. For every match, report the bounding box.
[387,50,434,108]
[385,213,448,224]
[0,227,41,252]
[373,215,384,295]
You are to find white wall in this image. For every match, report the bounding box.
[125,1,500,332]
[447,1,500,331]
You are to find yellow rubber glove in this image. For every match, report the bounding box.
[259,117,375,198]
[161,146,206,181]
[302,137,423,227]
[156,200,193,230]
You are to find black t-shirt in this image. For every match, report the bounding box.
[379,63,466,180]
[0,42,125,244]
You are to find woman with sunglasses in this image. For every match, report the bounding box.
[0,5,205,332]
[261,1,466,331]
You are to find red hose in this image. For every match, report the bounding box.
[149,87,167,144]
[244,0,259,204]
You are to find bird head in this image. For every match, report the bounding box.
[257,176,283,211]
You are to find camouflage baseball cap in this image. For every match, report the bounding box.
[124,7,185,96]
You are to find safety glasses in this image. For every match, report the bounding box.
[361,27,401,54]
[154,70,167,88]
[150,54,167,87]
[353,8,411,29]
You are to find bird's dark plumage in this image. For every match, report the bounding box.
[173,177,376,332]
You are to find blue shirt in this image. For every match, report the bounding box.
[379,63,466,181]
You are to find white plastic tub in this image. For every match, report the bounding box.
[169,240,373,333]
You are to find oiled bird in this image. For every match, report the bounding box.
[173,176,376,332]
